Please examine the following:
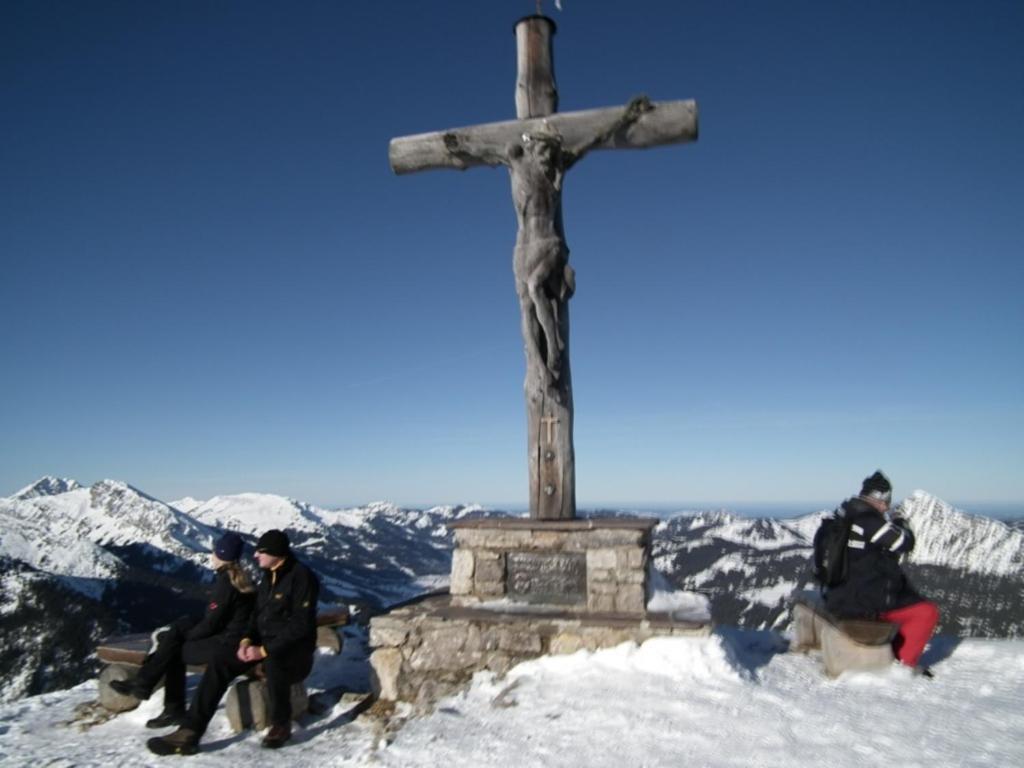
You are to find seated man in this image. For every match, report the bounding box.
[823,470,940,674]
[148,529,320,755]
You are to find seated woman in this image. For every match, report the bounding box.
[111,532,256,727]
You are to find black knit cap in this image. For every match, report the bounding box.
[254,529,290,557]
[860,470,892,504]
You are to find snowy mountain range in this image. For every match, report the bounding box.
[0,477,488,702]
[654,491,1024,635]
[1,476,1022,703]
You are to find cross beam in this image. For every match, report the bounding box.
[389,100,698,175]
[389,15,698,519]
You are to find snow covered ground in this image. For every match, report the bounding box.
[1,630,1021,767]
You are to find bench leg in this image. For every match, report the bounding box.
[790,603,820,652]
[820,623,894,678]
[98,664,141,713]
[226,680,309,733]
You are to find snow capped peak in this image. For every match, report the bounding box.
[89,478,161,504]
[170,496,204,514]
[897,490,1024,575]
[427,503,492,520]
[0,504,122,586]
[185,497,498,537]
[676,509,742,528]
[188,492,330,535]
[1,477,218,571]
[350,501,498,533]
[11,476,82,500]
[365,500,401,513]
[898,489,965,519]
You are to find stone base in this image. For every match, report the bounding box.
[97,664,143,713]
[791,594,896,678]
[225,679,309,732]
[448,517,658,615]
[369,594,710,710]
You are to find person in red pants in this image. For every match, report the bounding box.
[879,600,940,668]
[823,471,940,675]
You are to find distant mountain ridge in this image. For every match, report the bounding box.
[12,476,81,500]
[1,477,1022,702]
[1,480,218,585]
[1,479,489,604]
[0,478,495,702]
[896,491,1024,575]
[653,491,1024,635]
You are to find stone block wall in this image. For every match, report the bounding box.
[369,596,709,711]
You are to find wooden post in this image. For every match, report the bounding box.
[513,15,574,520]
[515,15,558,119]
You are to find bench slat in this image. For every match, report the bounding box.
[837,618,898,646]
[97,609,350,666]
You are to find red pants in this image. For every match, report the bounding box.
[879,600,940,667]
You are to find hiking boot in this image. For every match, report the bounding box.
[261,723,292,749]
[146,727,199,756]
[109,678,149,700]
[145,708,187,729]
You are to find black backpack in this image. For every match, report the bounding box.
[813,511,851,588]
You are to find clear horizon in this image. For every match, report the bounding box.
[9,474,1024,521]
[3,1,1022,506]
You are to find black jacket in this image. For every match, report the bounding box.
[183,569,255,645]
[246,556,320,658]
[824,497,923,618]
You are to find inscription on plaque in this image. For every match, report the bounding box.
[507,551,587,605]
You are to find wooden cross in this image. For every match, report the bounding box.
[389,15,698,520]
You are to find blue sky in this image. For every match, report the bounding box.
[2,1,1022,510]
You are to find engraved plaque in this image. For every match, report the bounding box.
[506,551,587,605]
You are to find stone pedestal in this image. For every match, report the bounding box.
[448,517,656,614]
[369,516,712,710]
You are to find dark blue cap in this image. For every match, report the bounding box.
[214,532,244,562]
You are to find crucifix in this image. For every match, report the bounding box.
[389,13,698,520]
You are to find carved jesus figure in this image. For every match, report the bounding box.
[505,98,652,387]
[508,128,576,385]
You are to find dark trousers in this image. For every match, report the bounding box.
[135,625,227,712]
[187,645,313,735]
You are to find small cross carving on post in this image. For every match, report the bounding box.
[389,15,698,520]
[541,414,559,445]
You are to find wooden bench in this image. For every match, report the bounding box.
[97,608,349,714]
[790,592,896,678]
